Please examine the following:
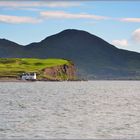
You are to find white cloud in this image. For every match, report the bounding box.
[0,14,41,24]
[40,11,108,20]
[112,39,129,47]
[120,18,140,23]
[132,28,140,43]
[0,1,81,8]
[44,2,81,8]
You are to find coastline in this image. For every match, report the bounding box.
[0,77,80,82]
[0,77,140,82]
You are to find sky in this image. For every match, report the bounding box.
[0,0,140,52]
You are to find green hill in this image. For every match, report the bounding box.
[1,29,140,79]
[0,58,74,80]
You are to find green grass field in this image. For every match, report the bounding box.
[0,58,70,79]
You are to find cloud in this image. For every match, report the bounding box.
[40,11,108,20]
[0,1,81,8]
[112,39,129,47]
[132,28,140,43]
[112,28,140,49]
[0,14,41,24]
[43,2,81,8]
[120,18,140,23]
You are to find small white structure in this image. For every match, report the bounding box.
[21,73,36,80]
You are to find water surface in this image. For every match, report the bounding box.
[0,81,140,139]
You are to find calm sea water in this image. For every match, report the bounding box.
[0,81,140,139]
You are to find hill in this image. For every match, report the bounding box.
[0,58,76,80]
[0,29,140,79]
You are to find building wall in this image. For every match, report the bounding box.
[21,73,36,80]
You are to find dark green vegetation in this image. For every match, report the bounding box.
[0,58,72,80]
[1,29,140,79]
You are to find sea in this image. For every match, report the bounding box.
[0,81,140,139]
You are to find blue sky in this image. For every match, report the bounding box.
[0,1,140,52]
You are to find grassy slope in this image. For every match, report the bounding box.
[0,58,70,79]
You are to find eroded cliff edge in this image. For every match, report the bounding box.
[40,63,76,81]
[0,58,77,81]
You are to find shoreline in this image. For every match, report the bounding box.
[0,78,140,82]
[0,78,81,82]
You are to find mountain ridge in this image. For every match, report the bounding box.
[1,29,140,79]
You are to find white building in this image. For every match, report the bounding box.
[21,73,36,80]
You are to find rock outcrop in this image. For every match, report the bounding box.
[43,63,76,81]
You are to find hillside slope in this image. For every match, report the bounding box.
[1,29,140,79]
[0,58,76,80]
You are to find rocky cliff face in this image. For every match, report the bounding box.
[42,63,76,81]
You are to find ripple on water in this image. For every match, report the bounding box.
[0,81,140,139]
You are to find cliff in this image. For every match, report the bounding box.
[42,63,76,81]
[0,58,76,81]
